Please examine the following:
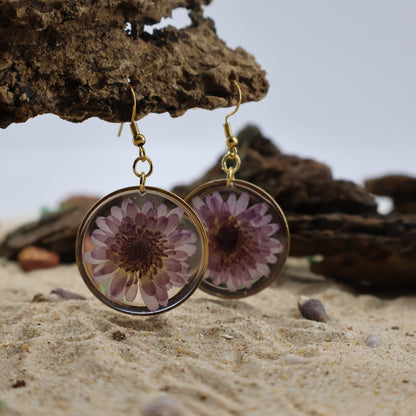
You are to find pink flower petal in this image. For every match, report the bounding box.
[254,214,272,227]
[121,198,134,213]
[105,217,121,234]
[110,205,123,221]
[269,240,283,254]
[108,273,128,299]
[155,216,169,232]
[192,196,204,211]
[261,223,280,236]
[206,192,223,212]
[155,285,169,306]
[167,272,187,286]
[96,217,114,234]
[167,249,190,261]
[165,259,182,272]
[83,251,106,264]
[141,200,153,214]
[235,192,249,214]
[90,229,110,247]
[134,212,146,228]
[168,230,196,245]
[166,207,184,221]
[126,282,138,302]
[92,262,118,282]
[139,286,159,311]
[226,193,237,214]
[177,243,197,256]
[141,279,156,296]
[155,271,170,286]
[266,254,278,264]
[83,247,109,264]
[257,263,271,277]
[126,201,139,220]
[165,214,180,234]
[157,204,168,217]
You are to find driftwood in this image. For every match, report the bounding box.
[173,125,378,215]
[0,0,268,128]
[1,126,415,290]
[365,175,416,215]
[0,197,98,262]
[173,126,415,290]
[288,213,416,289]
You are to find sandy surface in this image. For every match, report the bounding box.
[0,223,415,415]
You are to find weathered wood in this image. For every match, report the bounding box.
[288,212,416,289]
[2,126,415,290]
[174,126,415,290]
[173,125,378,215]
[365,175,416,214]
[0,0,268,128]
[0,197,98,262]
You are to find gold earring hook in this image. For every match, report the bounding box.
[222,80,242,185]
[224,80,242,139]
[224,80,242,125]
[118,84,137,137]
[129,84,137,122]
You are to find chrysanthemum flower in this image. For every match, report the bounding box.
[192,191,283,291]
[83,198,197,311]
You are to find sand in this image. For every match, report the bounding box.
[0,223,415,416]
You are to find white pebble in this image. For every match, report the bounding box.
[365,335,381,348]
[143,394,181,416]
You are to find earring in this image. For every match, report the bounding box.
[76,84,208,315]
[185,81,290,298]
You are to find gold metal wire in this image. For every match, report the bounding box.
[118,83,153,187]
[222,80,242,185]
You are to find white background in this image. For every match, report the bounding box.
[1,1,415,220]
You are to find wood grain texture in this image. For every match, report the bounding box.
[0,0,268,128]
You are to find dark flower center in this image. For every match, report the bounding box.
[214,223,240,253]
[110,225,167,275]
[209,216,258,270]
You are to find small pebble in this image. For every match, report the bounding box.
[50,288,86,301]
[17,246,60,272]
[143,394,181,416]
[12,380,26,388]
[298,296,328,322]
[32,293,48,303]
[112,330,126,341]
[365,335,381,348]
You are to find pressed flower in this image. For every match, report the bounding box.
[192,191,283,291]
[83,198,197,311]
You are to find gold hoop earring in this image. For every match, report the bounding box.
[76,84,208,315]
[185,81,290,299]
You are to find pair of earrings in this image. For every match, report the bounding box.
[76,81,290,315]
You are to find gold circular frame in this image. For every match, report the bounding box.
[76,186,208,315]
[185,179,290,299]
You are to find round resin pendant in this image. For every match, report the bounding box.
[185,179,289,298]
[76,187,208,315]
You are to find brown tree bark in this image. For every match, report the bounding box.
[0,0,268,128]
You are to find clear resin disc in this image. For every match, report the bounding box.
[76,187,208,315]
[185,179,290,298]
